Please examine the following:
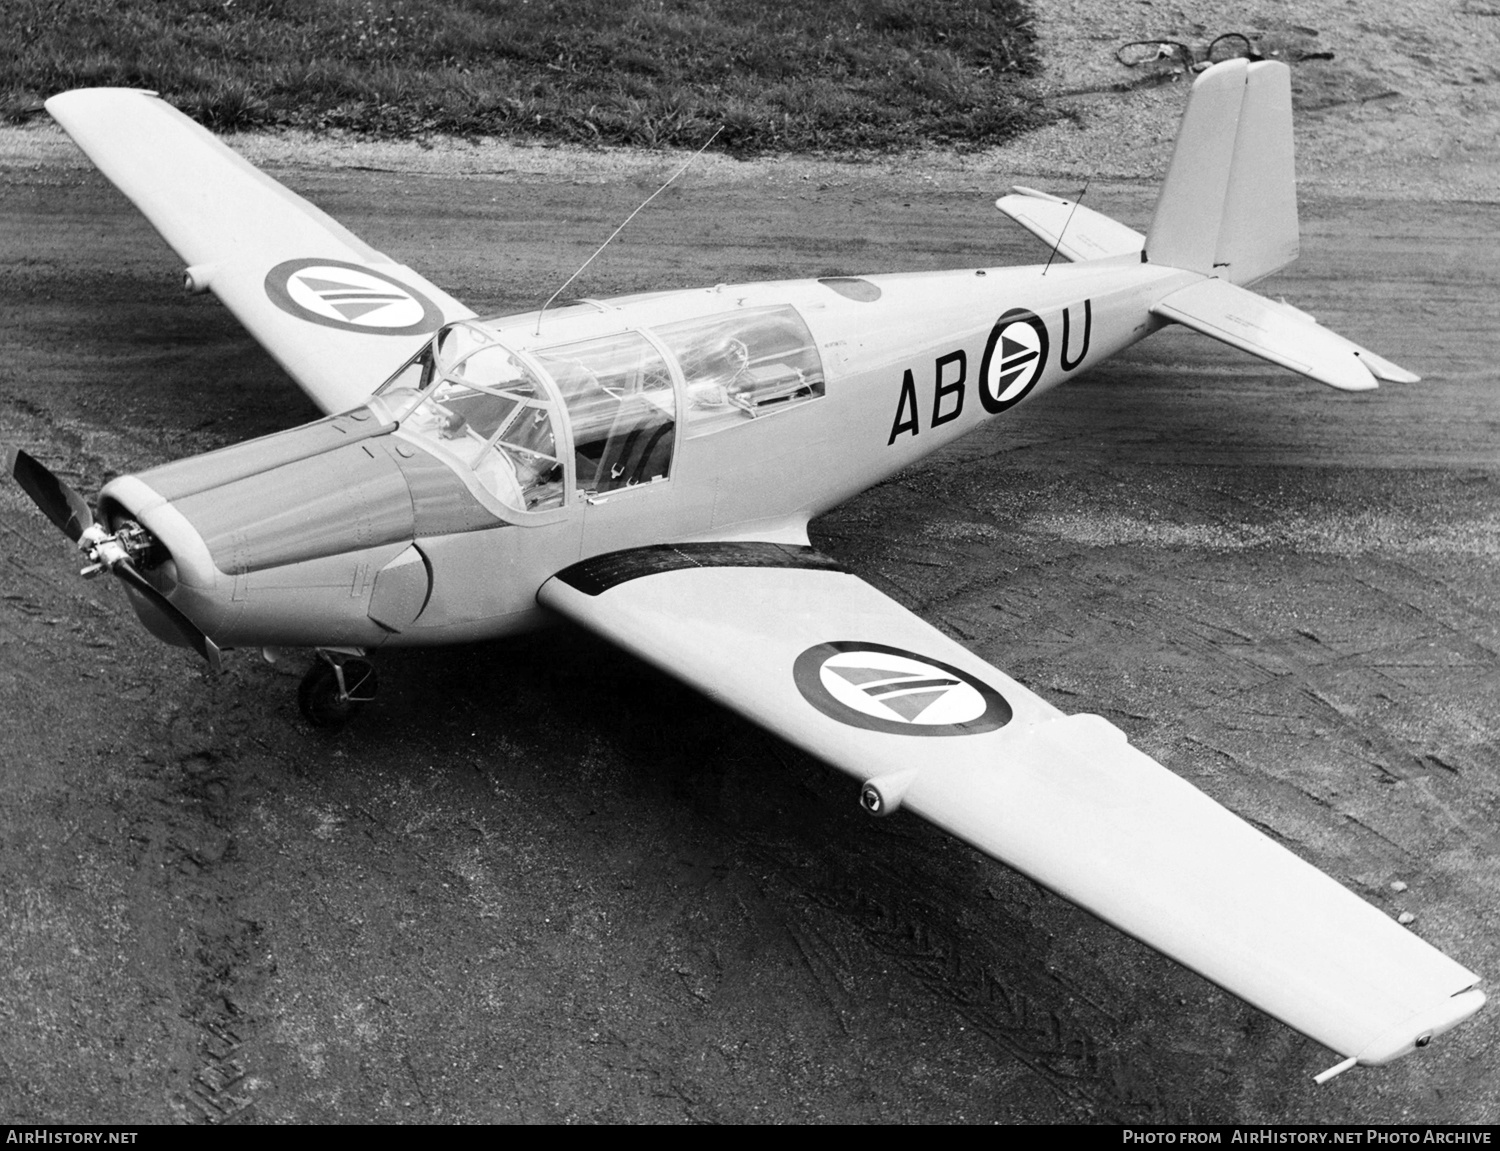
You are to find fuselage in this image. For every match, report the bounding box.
[97,257,1196,654]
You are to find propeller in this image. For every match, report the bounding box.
[6,448,222,672]
[8,445,93,541]
[108,554,223,672]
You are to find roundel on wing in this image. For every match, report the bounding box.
[793,641,1012,737]
[978,307,1049,413]
[264,258,445,335]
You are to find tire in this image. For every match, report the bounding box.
[298,659,377,728]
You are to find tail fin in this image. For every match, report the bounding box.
[994,58,1420,390]
[1145,59,1299,286]
[1142,57,1419,390]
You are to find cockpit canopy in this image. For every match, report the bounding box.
[377,305,825,513]
[379,322,565,511]
[533,331,675,494]
[657,306,825,434]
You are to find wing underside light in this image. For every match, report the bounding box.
[45,88,476,415]
[539,542,1483,1073]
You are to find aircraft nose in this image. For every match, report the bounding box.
[95,473,236,649]
[99,474,219,589]
[91,409,506,652]
[7,448,224,664]
[150,439,415,575]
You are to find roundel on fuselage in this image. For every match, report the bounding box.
[978,308,1049,413]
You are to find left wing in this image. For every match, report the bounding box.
[539,542,1484,1075]
[46,88,475,415]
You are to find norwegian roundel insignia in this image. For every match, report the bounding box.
[978,307,1049,413]
[264,258,445,336]
[793,641,1013,737]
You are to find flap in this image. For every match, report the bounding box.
[1151,277,1419,391]
[46,88,476,415]
[540,542,1482,1065]
[996,187,1146,264]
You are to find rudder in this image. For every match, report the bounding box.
[1145,59,1298,286]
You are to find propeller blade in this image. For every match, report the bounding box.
[7,448,220,672]
[113,559,223,673]
[6,447,94,542]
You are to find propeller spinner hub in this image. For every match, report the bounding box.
[78,520,157,579]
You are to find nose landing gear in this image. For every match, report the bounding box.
[298,649,378,728]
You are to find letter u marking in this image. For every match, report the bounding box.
[1061,299,1092,372]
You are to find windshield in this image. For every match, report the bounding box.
[379,322,563,512]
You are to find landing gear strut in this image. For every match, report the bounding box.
[298,650,378,728]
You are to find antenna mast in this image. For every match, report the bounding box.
[1042,177,1091,277]
[535,126,723,335]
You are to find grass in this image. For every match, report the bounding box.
[2,0,1052,154]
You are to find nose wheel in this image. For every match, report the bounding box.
[298,652,378,728]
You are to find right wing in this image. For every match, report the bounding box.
[46,88,476,415]
[539,542,1484,1075]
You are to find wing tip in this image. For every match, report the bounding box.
[1316,984,1485,1082]
[45,87,160,121]
[1349,985,1487,1072]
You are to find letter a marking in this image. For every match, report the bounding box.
[888,368,921,444]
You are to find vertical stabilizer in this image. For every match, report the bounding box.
[1216,62,1298,282]
[1145,59,1247,275]
[1145,60,1299,285]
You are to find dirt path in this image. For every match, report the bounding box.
[1,123,1497,1123]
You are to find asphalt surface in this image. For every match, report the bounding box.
[1,150,1497,1123]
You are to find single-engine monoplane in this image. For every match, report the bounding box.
[8,60,1485,1080]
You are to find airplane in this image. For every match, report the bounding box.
[7,59,1485,1083]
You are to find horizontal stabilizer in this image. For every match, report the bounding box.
[1151,278,1419,391]
[1259,296,1417,381]
[1347,344,1421,385]
[997,187,1145,264]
